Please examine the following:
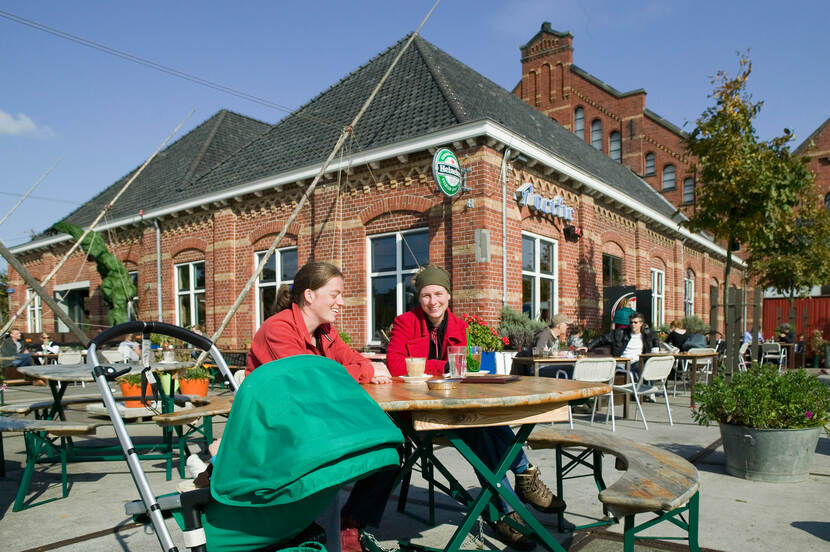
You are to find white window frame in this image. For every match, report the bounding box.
[366,228,429,344]
[54,280,90,334]
[609,131,621,162]
[684,271,695,318]
[26,289,42,333]
[254,247,298,329]
[651,268,665,327]
[175,260,205,328]
[574,107,585,140]
[521,231,559,321]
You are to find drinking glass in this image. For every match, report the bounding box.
[447,346,467,378]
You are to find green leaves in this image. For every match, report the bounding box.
[692,365,830,429]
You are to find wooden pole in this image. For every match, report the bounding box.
[195,0,441,365]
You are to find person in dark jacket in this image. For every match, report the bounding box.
[587,312,659,380]
[666,319,688,350]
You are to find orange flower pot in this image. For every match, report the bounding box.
[179,378,209,398]
[119,381,152,408]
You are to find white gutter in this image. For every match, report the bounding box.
[10,119,743,267]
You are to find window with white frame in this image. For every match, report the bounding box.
[662,164,675,190]
[54,282,90,334]
[26,289,42,333]
[644,153,655,176]
[683,177,695,203]
[650,268,665,327]
[127,270,139,321]
[591,119,602,150]
[175,261,206,328]
[574,107,585,140]
[255,247,298,327]
[368,229,429,342]
[522,233,558,322]
[609,131,621,162]
[684,269,695,317]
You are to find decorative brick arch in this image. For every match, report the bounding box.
[249,221,301,249]
[359,195,433,225]
[601,238,624,258]
[171,237,207,259]
[651,255,667,271]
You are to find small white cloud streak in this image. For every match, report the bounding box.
[0,109,54,137]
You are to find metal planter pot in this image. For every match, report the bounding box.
[719,423,822,482]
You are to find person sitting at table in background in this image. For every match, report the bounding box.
[1,328,34,369]
[387,264,563,550]
[742,329,764,344]
[777,323,795,343]
[611,298,635,330]
[245,261,393,552]
[567,324,586,349]
[587,312,659,382]
[37,332,60,365]
[118,335,141,363]
[534,313,570,354]
[665,319,688,351]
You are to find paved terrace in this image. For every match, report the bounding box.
[0,376,828,551]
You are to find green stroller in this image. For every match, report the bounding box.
[92,323,403,552]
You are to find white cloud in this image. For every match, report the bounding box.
[0,109,54,137]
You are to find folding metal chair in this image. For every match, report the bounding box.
[570,357,617,431]
[613,355,675,430]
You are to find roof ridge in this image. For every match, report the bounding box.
[413,35,467,123]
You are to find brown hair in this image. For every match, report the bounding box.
[670,319,685,330]
[274,262,344,312]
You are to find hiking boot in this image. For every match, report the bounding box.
[489,511,536,550]
[515,465,566,514]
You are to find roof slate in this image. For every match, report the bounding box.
[54,110,271,230]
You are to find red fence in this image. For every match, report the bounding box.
[763,296,830,341]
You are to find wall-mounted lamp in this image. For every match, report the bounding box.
[563,225,583,242]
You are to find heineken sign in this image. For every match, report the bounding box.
[516,182,575,221]
[432,148,462,197]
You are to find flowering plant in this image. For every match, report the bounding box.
[691,364,830,429]
[462,314,509,352]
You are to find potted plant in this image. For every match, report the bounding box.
[462,314,509,373]
[692,364,830,482]
[179,366,211,397]
[807,330,824,368]
[116,372,152,408]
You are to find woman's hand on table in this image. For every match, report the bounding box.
[370,362,393,384]
[370,375,393,384]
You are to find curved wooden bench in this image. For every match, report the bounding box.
[0,415,100,511]
[527,426,700,551]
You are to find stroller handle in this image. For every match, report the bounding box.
[91,321,213,351]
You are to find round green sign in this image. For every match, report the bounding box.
[432,148,462,197]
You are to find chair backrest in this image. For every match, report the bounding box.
[686,347,716,355]
[738,341,750,356]
[640,355,675,381]
[572,357,616,383]
[57,351,83,365]
[100,350,124,363]
[762,342,781,354]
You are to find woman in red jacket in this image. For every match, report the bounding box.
[246,261,392,552]
[387,265,564,550]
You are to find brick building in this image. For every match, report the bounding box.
[8,34,747,349]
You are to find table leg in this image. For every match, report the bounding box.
[689,360,698,407]
[47,381,68,421]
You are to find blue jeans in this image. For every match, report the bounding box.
[458,426,529,513]
[12,353,33,367]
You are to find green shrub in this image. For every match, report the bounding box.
[498,306,546,351]
[181,366,211,381]
[682,316,709,335]
[116,372,143,385]
[692,364,830,429]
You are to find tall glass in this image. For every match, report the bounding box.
[447,346,467,378]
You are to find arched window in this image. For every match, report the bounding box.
[644,153,655,176]
[574,107,584,140]
[662,164,676,190]
[684,268,695,317]
[683,177,695,203]
[609,131,621,162]
[591,119,602,150]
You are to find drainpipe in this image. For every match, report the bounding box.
[153,219,163,321]
[501,147,512,307]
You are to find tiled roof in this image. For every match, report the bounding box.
[192,35,681,221]
[794,116,830,156]
[53,110,271,230]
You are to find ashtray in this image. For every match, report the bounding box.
[426,379,460,391]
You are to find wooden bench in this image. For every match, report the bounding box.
[0,415,100,511]
[151,396,233,478]
[526,426,700,552]
[0,393,209,418]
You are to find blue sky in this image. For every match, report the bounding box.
[1,0,828,272]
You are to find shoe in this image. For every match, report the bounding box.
[185,454,208,479]
[193,463,213,488]
[489,511,536,550]
[515,465,566,514]
[643,394,657,403]
[340,515,364,552]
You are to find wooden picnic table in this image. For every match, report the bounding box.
[362,376,611,552]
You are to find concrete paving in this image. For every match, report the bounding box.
[0,378,828,551]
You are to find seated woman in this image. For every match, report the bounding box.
[386,264,564,550]
[666,319,688,351]
[246,261,392,552]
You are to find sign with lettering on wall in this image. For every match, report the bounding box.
[432,148,462,197]
[515,182,575,221]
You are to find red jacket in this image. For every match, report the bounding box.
[246,303,374,383]
[386,306,467,377]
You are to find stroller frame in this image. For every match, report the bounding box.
[89,321,237,552]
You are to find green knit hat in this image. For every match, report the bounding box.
[414,265,451,295]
